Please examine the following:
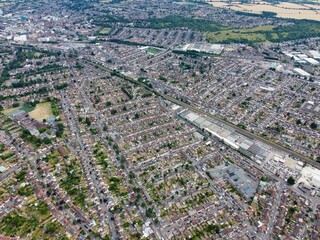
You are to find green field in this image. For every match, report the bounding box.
[205,20,320,44]
[205,25,275,44]
[146,48,161,55]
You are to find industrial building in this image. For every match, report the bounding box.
[179,109,274,164]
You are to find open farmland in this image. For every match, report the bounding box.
[29,102,54,122]
[207,0,320,21]
[0,2,9,7]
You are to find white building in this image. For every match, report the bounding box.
[13,34,27,43]
[309,50,320,59]
[304,58,319,65]
[294,68,311,77]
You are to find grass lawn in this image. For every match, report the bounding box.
[2,107,20,115]
[29,102,54,122]
[146,48,161,55]
[3,103,36,115]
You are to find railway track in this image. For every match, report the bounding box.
[88,59,320,170]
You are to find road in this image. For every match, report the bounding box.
[61,89,117,235]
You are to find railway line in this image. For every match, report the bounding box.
[88,59,320,170]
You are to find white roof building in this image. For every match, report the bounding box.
[298,166,320,189]
[260,86,275,92]
[13,34,27,43]
[304,58,319,65]
[294,68,311,77]
[309,50,320,59]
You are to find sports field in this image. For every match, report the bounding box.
[29,102,54,122]
[146,48,161,55]
[99,27,112,35]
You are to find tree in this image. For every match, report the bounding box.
[39,128,46,133]
[43,138,51,144]
[146,208,154,218]
[105,101,112,107]
[310,122,318,129]
[287,176,295,185]
[56,123,65,137]
[85,117,91,126]
[12,102,20,108]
